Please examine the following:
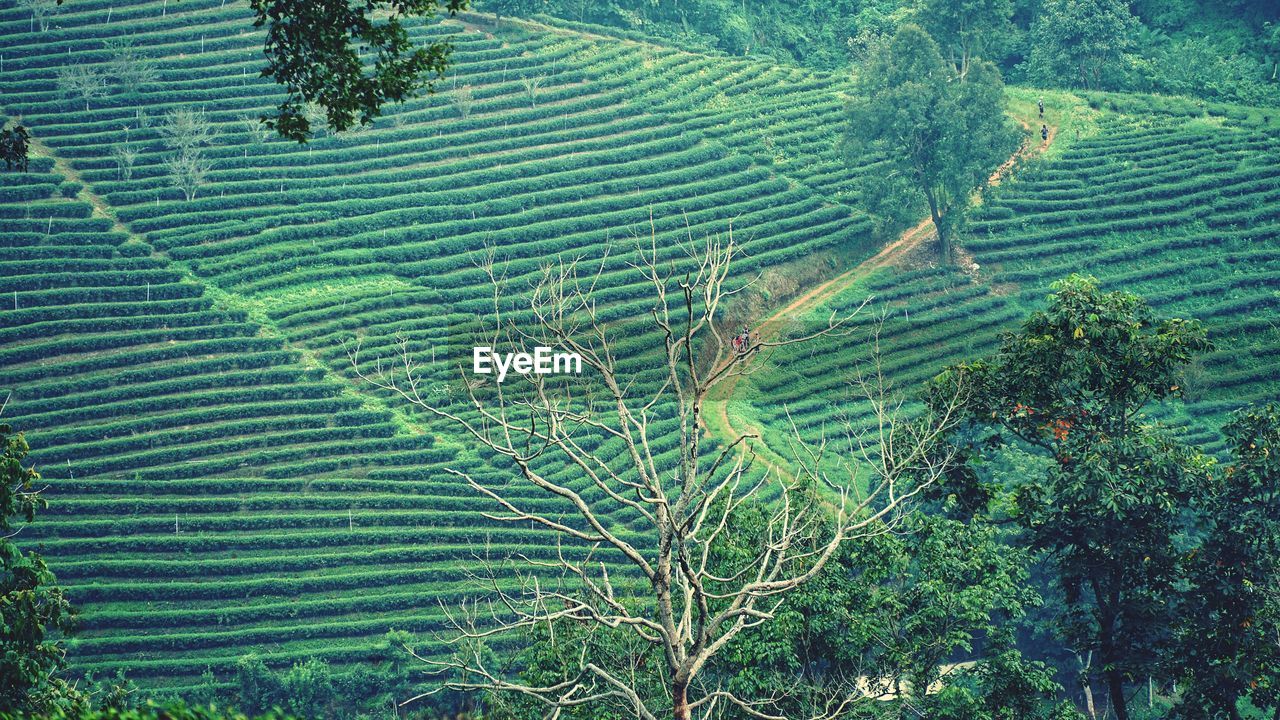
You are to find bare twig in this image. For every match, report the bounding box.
[350,221,968,718]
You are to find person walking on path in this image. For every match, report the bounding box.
[1038,98,1044,119]
[1041,124,1049,143]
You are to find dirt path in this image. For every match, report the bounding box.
[27,136,136,238]
[703,112,1057,461]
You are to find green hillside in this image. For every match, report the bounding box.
[0,0,885,691]
[734,92,1280,471]
[2,0,1279,709]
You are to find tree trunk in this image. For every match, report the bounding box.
[1078,652,1097,720]
[1099,619,1128,720]
[1091,575,1128,720]
[673,680,690,720]
[923,186,951,265]
[1107,667,1129,720]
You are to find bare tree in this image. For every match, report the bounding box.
[104,37,158,94]
[158,108,218,200]
[158,107,218,153]
[17,0,57,32]
[163,150,212,201]
[351,228,968,719]
[238,114,271,145]
[451,84,474,119]
[55,66,106,111]
[301,101,329,139]
[522,74,543,108]
[110,144,137,181]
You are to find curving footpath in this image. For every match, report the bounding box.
[702,110,1059,473]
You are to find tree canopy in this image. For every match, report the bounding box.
[0,424,81,714]
[846,23,1013,264]
[916,0,1014,79]
[250,0,467,142]
[918,275,1280,719]
[1174,404,1280,717]
[1026,0,1141,90]
[0,124,31,172]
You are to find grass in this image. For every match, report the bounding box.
[0,0,885,689]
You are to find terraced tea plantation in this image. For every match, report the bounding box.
[3,0,1279,701]
[734,99,1280,465]
[0,0,883,692]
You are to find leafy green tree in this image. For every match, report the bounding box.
[0,124,32,173]
[1026,0,1140,89]
[926,630,1083,720]
[249,0,467,142]
[234,654,281,716]
[846,24,1013,264]
[480,621,661,720]
[707,506,1066,717]
[482,0,543,21]
[68,670,139,714]
[867,514,1039,702]
[929,275,1216,720]
[917,0,1014,78]
[1173,404,1280,719]
[0,425,83,715]
[218,632,427,719]
[276,658,337,718]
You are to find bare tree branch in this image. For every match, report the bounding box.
[351,221,970,719]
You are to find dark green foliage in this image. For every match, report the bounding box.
[1025,0,1141,90]
[930,276,1222,720]
[485,508,1076,718]
[925,630,1083,720]
[0,125,31,173]
[481,0,543,21]
[16,701,296,720]
[173,632,428,719]
[535,0,880,69]
[917,0,1014,77]
[0,425,82,715]
[250,0,468,142]
[522,1,1280,106]
[715,512,1069,717]
[1122,2,1280,106]
[1173,404,1280,718]
[479,622,657,720]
